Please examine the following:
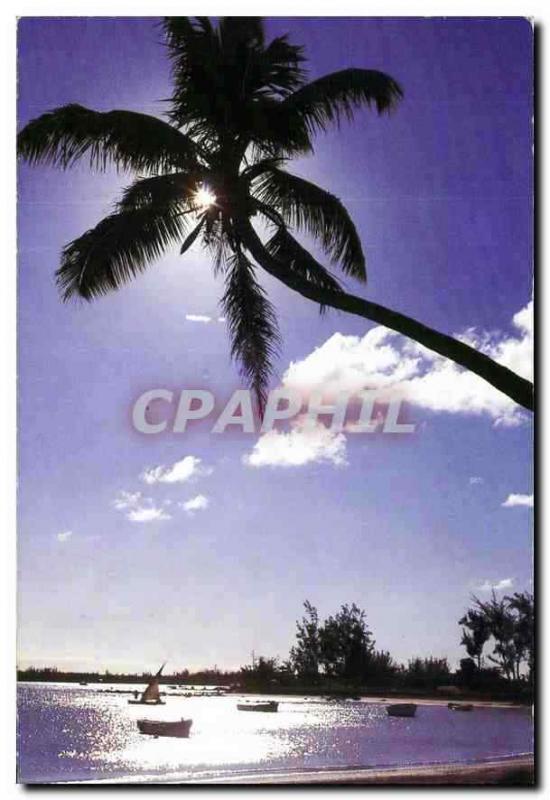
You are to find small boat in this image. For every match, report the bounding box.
[79,681,88,686]
[237,700,279,712]
[386,703,417,718]
[128,663,166,705]
[137,718,192,738]
[448,702,474,711]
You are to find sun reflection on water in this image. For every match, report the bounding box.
[18,684,533,783]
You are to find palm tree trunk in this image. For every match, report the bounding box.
[236,219,534,412]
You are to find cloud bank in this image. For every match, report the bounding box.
[282,298,532,428]
[243,296,532,468]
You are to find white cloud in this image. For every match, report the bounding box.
[478,578,514,592]
[186,314,212,323]
[56,530,73,543]
[502,493,534,508]
[469,476,484,485]
[185,314,227,324]
[243,296,532,470]
[141,456,212,485]
[127,506,171,523]
[113,490,143,511]
[113,490,171,523]
[244,418,347,468]
[281,296,533,428]
[180,494,209,514]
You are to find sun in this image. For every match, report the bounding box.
[194,185,217,210]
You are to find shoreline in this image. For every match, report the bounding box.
[17,682,531,709]
[356,694,529,709]
[60,755,535,786]
[187,756,535,786]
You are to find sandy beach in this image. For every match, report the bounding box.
[190,756,535,786]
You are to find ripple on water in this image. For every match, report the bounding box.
[17,684,534,783]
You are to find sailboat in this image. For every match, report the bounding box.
[128,663,166,705]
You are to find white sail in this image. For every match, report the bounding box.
[140,663,165,703]
[141,678,160,703]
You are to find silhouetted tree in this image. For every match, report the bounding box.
[318,603,374,680]
[240,655,281,686]
[506,591,534,682]
[459,592,534,681]
[404,656,450,689]
[289,600,321,680]
[364,649,400,685]
[459,607,491,668]
[17,17,532,412]
[457,657,477,687]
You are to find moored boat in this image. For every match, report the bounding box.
[237,700,279,712]
[137,718,192,738]
[128,663,166,705]
[386,703,417,718]
[448,702,474,711]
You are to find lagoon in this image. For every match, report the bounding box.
[17,683,533,784]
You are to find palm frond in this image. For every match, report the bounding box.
[240,33,305,100]
[117,172,199,211]
[252,198,286,227]
[279,68,403,134]
[254,167,366,280]
[242,157,288,183]
[17,105,200,173]
[246,97,313,157]
[221,251,281,412]
[163,17,226,132]
[56,205,186,301]
[180,216,206,254]
[164,17,306,149]
[265,227,343,301]
[203,222,234,275]
[218,17,265,49]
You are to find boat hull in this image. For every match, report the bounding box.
[128,699,166,705]
[137,718,192,738]
[386,703,417,718]
[448,702,474,711]
[237,701,279,712]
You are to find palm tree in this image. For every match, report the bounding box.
[17,17,533,412]
[459,607,490,669]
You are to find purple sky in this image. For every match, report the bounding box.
[17,17,533,673]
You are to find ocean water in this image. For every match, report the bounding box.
[17,683,534,783]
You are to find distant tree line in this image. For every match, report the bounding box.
[238,596,533,701]
[18,594,533,702]
[17,665,243,686]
